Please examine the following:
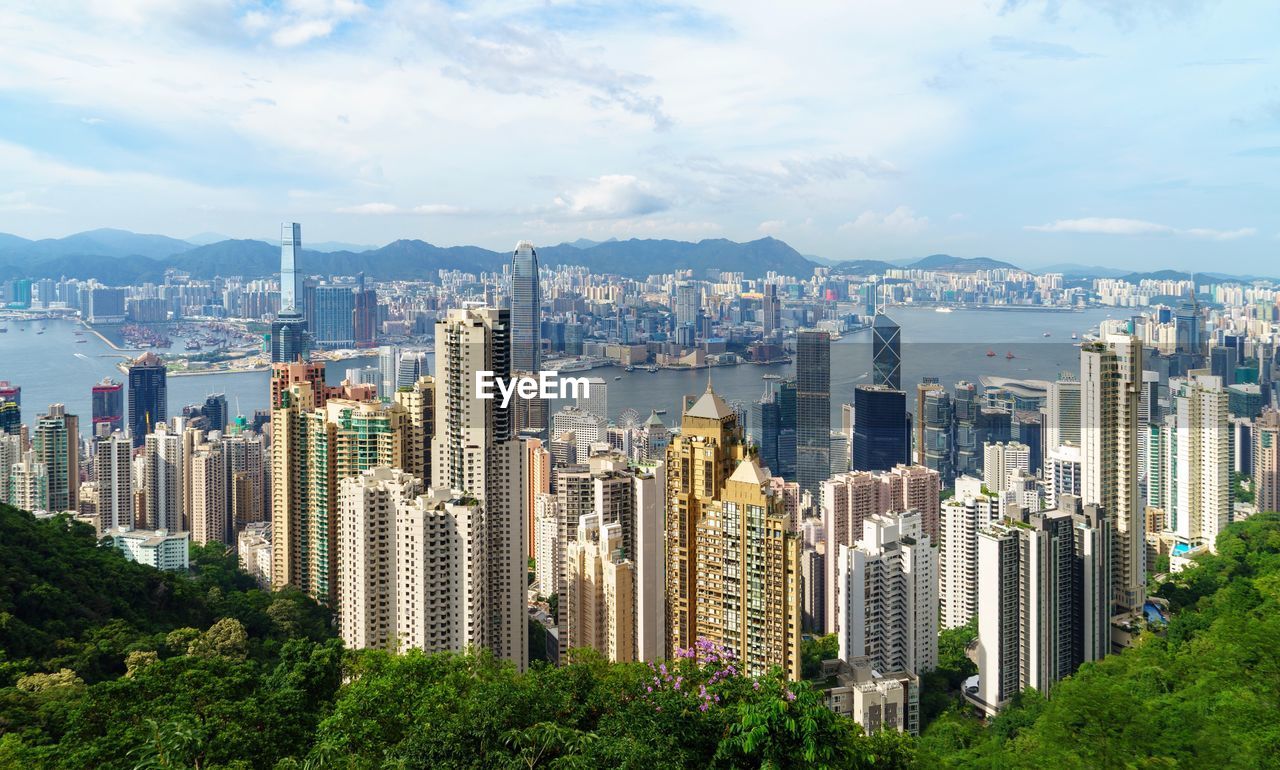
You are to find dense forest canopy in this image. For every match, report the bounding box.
[1,503,1278,768]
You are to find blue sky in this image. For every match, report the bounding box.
[0,0,1277,271]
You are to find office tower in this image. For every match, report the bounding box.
[1081,332,1145,611]
[352,274,377,348]
[761,283,781,341]
[1174,290,1205,361]
[749,376,797,479]
[430,306,527,670]
[143,422,183,532]
[91,378,125,434]
[872,312,902,390]
[1046,444,1082,510]
[982,441,1030,494]
[639,410,670,464]
[94,432,133,531]
[920,386,954,483]
[224,432,266,530]
[393,376,435,483]
[694,457,802,678]
[0,400,18,435]
[796,330,831,497]
[9,450,49,512]
[271,222,311,363]
[127,352,167,447]
[1148,374,1229,550]
[552,406,607,463]
[576,377,608,422]
[851,385,910,472]
[916,378,941,460]
[202,393,228,434]
[335,467,422,650]
[1045,375,1081,451]
[396,350,428,390]
[1230,416,1253,476]
[1256,410,1280,514]
[835,510,938,676]
[313,285,356,348]
[953,381,979,476]
[510,240,542,372]
[378,345,400,397]
[675,282,700,329]
[975,497,1111,714]
[665,382,751,656]
[189,439,227,545]
[565,513,635,662]
[33,404,79,513]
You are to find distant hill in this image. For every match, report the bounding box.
[13,228,193,261]
[538,236,818,278]
[828,258,899,275]
[908,253,1019,272]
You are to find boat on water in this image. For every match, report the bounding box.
[986,349,996,357]
[625,365,636,373]
[1071,332,1078,340]
[1042,331,1051,337]
[614,376,622,380]
[935,307,954,313]
[75,338,87,343]
[647,365,659,373]
[36,329,44,335]
[1006,351,1015,359]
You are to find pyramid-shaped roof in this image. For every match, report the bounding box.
[728,456,771,485]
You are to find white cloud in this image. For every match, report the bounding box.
[335,202,468,215]
[841,206,929,234]
[757,219,786,234]
[552,175,669,219]
[1027,218,1256,240]
[79,117,106,126]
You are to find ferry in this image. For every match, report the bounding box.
[1042,332,1051,337]
[1071,332,1078,340]
[935,307,954,313]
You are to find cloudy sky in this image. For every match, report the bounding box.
[1,0,1277,270]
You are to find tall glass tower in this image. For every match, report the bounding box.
[872,312,901,390]
[271,222,311,363]
[510,240,541,372]
[796,330,831,497]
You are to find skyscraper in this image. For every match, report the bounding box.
[33,404,79,513]
[352,273,377,348]
[1148,373,1229,551]
[953,380,980,477]
[143,421,183,532]
[91,378,125,435]
[851,385,910,472]
[510,240,541,373]
[760,283,781,341]
[312,285,356,348]
[127,352,167,448]
[565,513,636,662]
[378,345,400,397]
[921,384,955,484]
[94,432,133,531]
[872,312,902,391]
[396,350,428,390]
[665,381,750,656]
[189,438,227,545]
[975,497,1111,714]
[202,393,228,434]
[1081,330,1145,612]
[431,306,527,670]
[1045,374,1082,451]
[835,510,937,676]
[796,330,831,497]
[270,222,311,363]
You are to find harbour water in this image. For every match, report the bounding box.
[0,306,1117,438]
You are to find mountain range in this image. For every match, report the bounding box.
[0,228,1268,284]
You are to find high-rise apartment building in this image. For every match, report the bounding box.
[796,330,831,498]
[1081,330,1145,611]
[127,352,167,447]
[224,431,266,531]
[393,375,434,483]
[33,404,78,512]
[335,467,423,651]
[665,382,750,656]
[939,490,995,629]
[94,431,133,532]
[9,450,49,512]
[144,422,183,532]
[565,513,635,662]
[1147,373,1229,550]
[975,497,1111,715]
[510,240,542,373]
[1256,409,1280,515]
[430,306,526,670]
[835,510,938,676]
[189,438,227,545]
[982,441,1030,494]
[1045,374,1081,451]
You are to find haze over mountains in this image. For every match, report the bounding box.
[0,228,1259,284]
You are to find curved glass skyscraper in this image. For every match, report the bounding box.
[510,240,541,373]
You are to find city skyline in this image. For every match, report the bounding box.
[1,3,1279,271]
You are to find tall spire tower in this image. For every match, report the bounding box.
[271,222,312,363]
[510,240,541,373]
